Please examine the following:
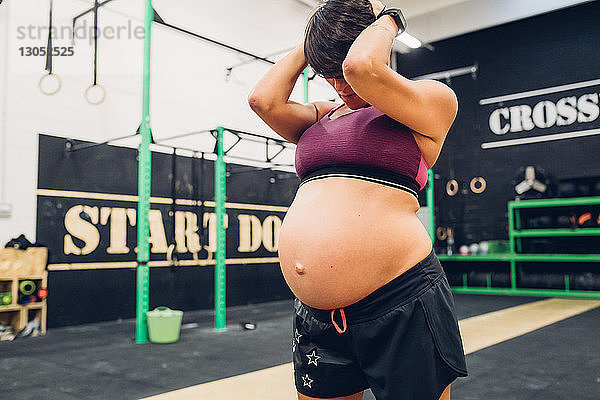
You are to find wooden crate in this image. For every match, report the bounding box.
[0,248,48,339]
[0,247,48,276]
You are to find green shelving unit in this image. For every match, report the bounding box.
[439,196,600,299]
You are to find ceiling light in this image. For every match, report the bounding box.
[395,32,422,49]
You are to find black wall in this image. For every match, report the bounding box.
[396,2,600,248]
[37,134,299,327]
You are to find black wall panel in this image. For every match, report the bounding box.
[38,135,297,328]
[396,2,600,248]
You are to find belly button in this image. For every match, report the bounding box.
[295,263,306,275]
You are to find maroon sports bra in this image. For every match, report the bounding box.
[295,105,429,199]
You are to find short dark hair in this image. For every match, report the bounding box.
[304,0,375,79]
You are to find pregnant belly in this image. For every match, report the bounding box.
[278,179,432,309]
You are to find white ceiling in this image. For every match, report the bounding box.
[296,0,471,18]
[297,0,594,47]
[396,0,593,51]
[388,0,471,18]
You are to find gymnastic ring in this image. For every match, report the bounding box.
[470,177,487,194]
[166,244,180,266]
[446,179,459,196]
[436,227,448,241]
[39,73,62,96]
[85,84,106,105]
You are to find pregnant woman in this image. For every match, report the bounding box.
[248,1,467,399]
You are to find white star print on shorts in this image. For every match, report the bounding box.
[294,329,302,343]
[293,329,302,352]
[302,374,313,388]
[306,349,321,366]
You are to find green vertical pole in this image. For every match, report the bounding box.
[214,126,227,331]
[514,208,523,289]
[514,208,523,252]
[508,203,515,253]
[427,169,435,242]
[514,207,523,288]
[508,203,517,290]
[303,67,310,104]
[136,0,153,344]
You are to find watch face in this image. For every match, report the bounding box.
[380,9,406,33]
[397,10,407,31]
[389,9,407,32]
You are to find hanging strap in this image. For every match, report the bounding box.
[171,149,177,246]
[40,0,62,96]
[192,153,205,249]
[192,153,198,207]
[45,0,54,74]
[330,308,347,334]
[166,149,179,268]
[198,154,206,248]
[93,0,99,85]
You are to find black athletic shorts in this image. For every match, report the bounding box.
[292,249,468,399]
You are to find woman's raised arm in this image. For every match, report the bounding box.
[341,2,458,145]
[248,44,337,144]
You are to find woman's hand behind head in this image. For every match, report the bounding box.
[368,0,385,16]
[304,0,378,79]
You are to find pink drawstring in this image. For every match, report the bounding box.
[331,308,347,334]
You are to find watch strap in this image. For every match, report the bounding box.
[376,8,407,34]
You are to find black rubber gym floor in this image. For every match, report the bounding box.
[0,294,597,400]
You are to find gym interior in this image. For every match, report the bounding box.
[1,0,599,399]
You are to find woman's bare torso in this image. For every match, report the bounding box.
[278,177,433,309]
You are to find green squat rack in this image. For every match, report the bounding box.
[438,196,600,299]
[136,0,154,344]
[135,0,312,340]
[214,127,227,331]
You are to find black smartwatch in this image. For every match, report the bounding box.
[376,8,407,35]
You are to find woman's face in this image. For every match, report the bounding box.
[325,77,369,109]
